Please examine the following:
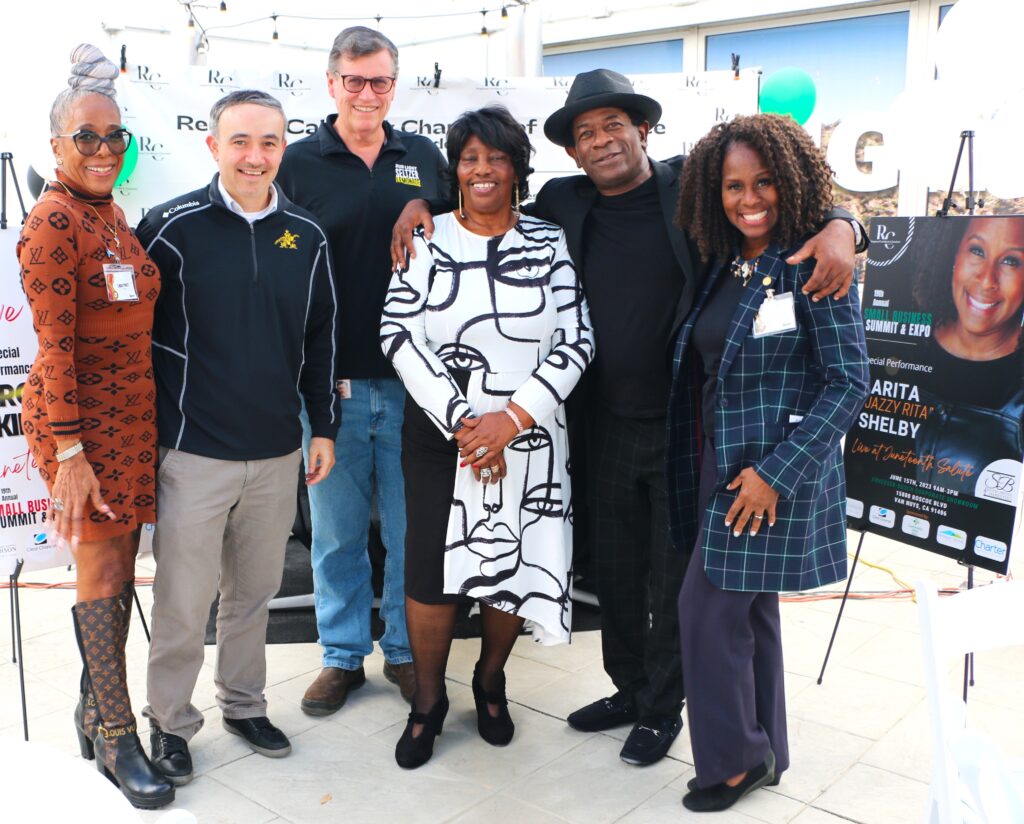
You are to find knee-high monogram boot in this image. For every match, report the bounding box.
[72,582,174,809]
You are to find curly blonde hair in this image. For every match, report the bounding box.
[675,113,834,263]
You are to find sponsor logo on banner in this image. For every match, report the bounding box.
[936,525,967,550]
[975,458,1020,505]
[869,505,895,528]
[138,136,170,163]
[901,514,930,539]
[846,498,864,519]
[973,536,1007,563]
[131,66,168,91]
[202,70,239,94]
[273,73,309,97]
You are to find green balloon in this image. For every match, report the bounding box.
[115,136,139,187]
[759,68,817,125]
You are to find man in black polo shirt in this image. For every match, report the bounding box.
[391,69,862,766]
[276,26,445,715]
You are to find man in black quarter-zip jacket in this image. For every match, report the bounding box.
[135,90,339,787]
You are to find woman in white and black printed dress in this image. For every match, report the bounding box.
[381,105,594,769]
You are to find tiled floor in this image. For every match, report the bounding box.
[1,533,1020,823]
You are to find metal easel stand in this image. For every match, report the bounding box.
[1,151,29,229]
[817,530,866,684]
[8,560,29,740]
[936,128,980,703]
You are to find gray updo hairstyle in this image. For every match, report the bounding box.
[49,44,120,137]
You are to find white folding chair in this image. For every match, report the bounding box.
[916,578,1024,823]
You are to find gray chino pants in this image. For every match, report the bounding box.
[143,447,301,740]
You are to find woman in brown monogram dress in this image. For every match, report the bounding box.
[16,45,173,809]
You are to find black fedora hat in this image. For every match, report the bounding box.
[544,68,662,148]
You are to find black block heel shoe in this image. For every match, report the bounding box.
[395,693,449,769]
[472,665,515,746]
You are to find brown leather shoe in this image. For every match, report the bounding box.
[383,661,416,704]
[301,667,365,716]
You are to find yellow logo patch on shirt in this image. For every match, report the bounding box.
[275,229,300,250]
[395,163,422,187]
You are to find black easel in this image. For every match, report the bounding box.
[8,560,29,740]
[1,151,29,229]
[817,529,866,684]
[821,131,984,688]
[936,129,981,702]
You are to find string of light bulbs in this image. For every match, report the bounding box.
[179,0,525,48]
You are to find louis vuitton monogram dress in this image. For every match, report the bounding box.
[17,176,160,539]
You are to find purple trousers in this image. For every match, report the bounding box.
[677,443,790,788]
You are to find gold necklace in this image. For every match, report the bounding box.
[51,180,123,260]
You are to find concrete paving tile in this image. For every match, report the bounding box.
[514,659,616,723]
[814,762,929,824]
[779,607,886,680]
[787,808,860,823]
[503,732,684,824]
[861,698,931,783]
[844,626,924,687]
[449,792,573,823]
[774,718,874,804]
[509,627,605,673]
[786,666,923,740]
[137,774,279,824]
[210,721,490,824]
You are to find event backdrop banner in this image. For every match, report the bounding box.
[1,65,758,572]
[111,65,759,222]
[844,216,1024,575]
[0,226,72,576]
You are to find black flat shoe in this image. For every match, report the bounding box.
[395,693,449,769]
[472,664,515,746]
[223,716,291,758]
[688,772,781,791]
[682,751,776,813]
[150,725,194,785]
[619,714,683,766]
[566,692,638,732]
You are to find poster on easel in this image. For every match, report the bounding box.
[843,215,1024,575]
[0,225,73,576]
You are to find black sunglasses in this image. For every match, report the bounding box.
[56,128,134,157]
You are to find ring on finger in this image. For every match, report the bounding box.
[474,446,489,459]
[752,514,764,520]
[480,467,493,480]
[52,498,65,512]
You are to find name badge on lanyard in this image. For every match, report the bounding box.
[103,263,140,302]
[752,289,797,338]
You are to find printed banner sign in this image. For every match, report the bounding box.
[844,216,1024,574]
[1,64,757,573]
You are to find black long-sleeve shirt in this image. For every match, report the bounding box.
[136,176,339,460]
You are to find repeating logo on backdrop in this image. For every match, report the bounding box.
[975,458,1021,505]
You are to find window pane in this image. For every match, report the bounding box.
[705,12,909,121]
[544,40,683,76]
[939,4,954,25]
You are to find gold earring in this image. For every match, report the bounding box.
[458,188,466,219]
[513,182,520,212]
[56,157,64,166]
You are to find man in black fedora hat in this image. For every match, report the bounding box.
[391,67,864,766]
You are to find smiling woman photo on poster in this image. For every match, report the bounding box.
[912,215,1024,493]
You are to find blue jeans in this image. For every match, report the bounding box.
[301,378,411,670]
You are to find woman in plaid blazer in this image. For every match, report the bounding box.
[667,114,870,813]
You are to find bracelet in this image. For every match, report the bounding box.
[504,407,525,434]
[56,442,84,462]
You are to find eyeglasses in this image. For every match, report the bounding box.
[332,73,396,94]
[56,128,134,157]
